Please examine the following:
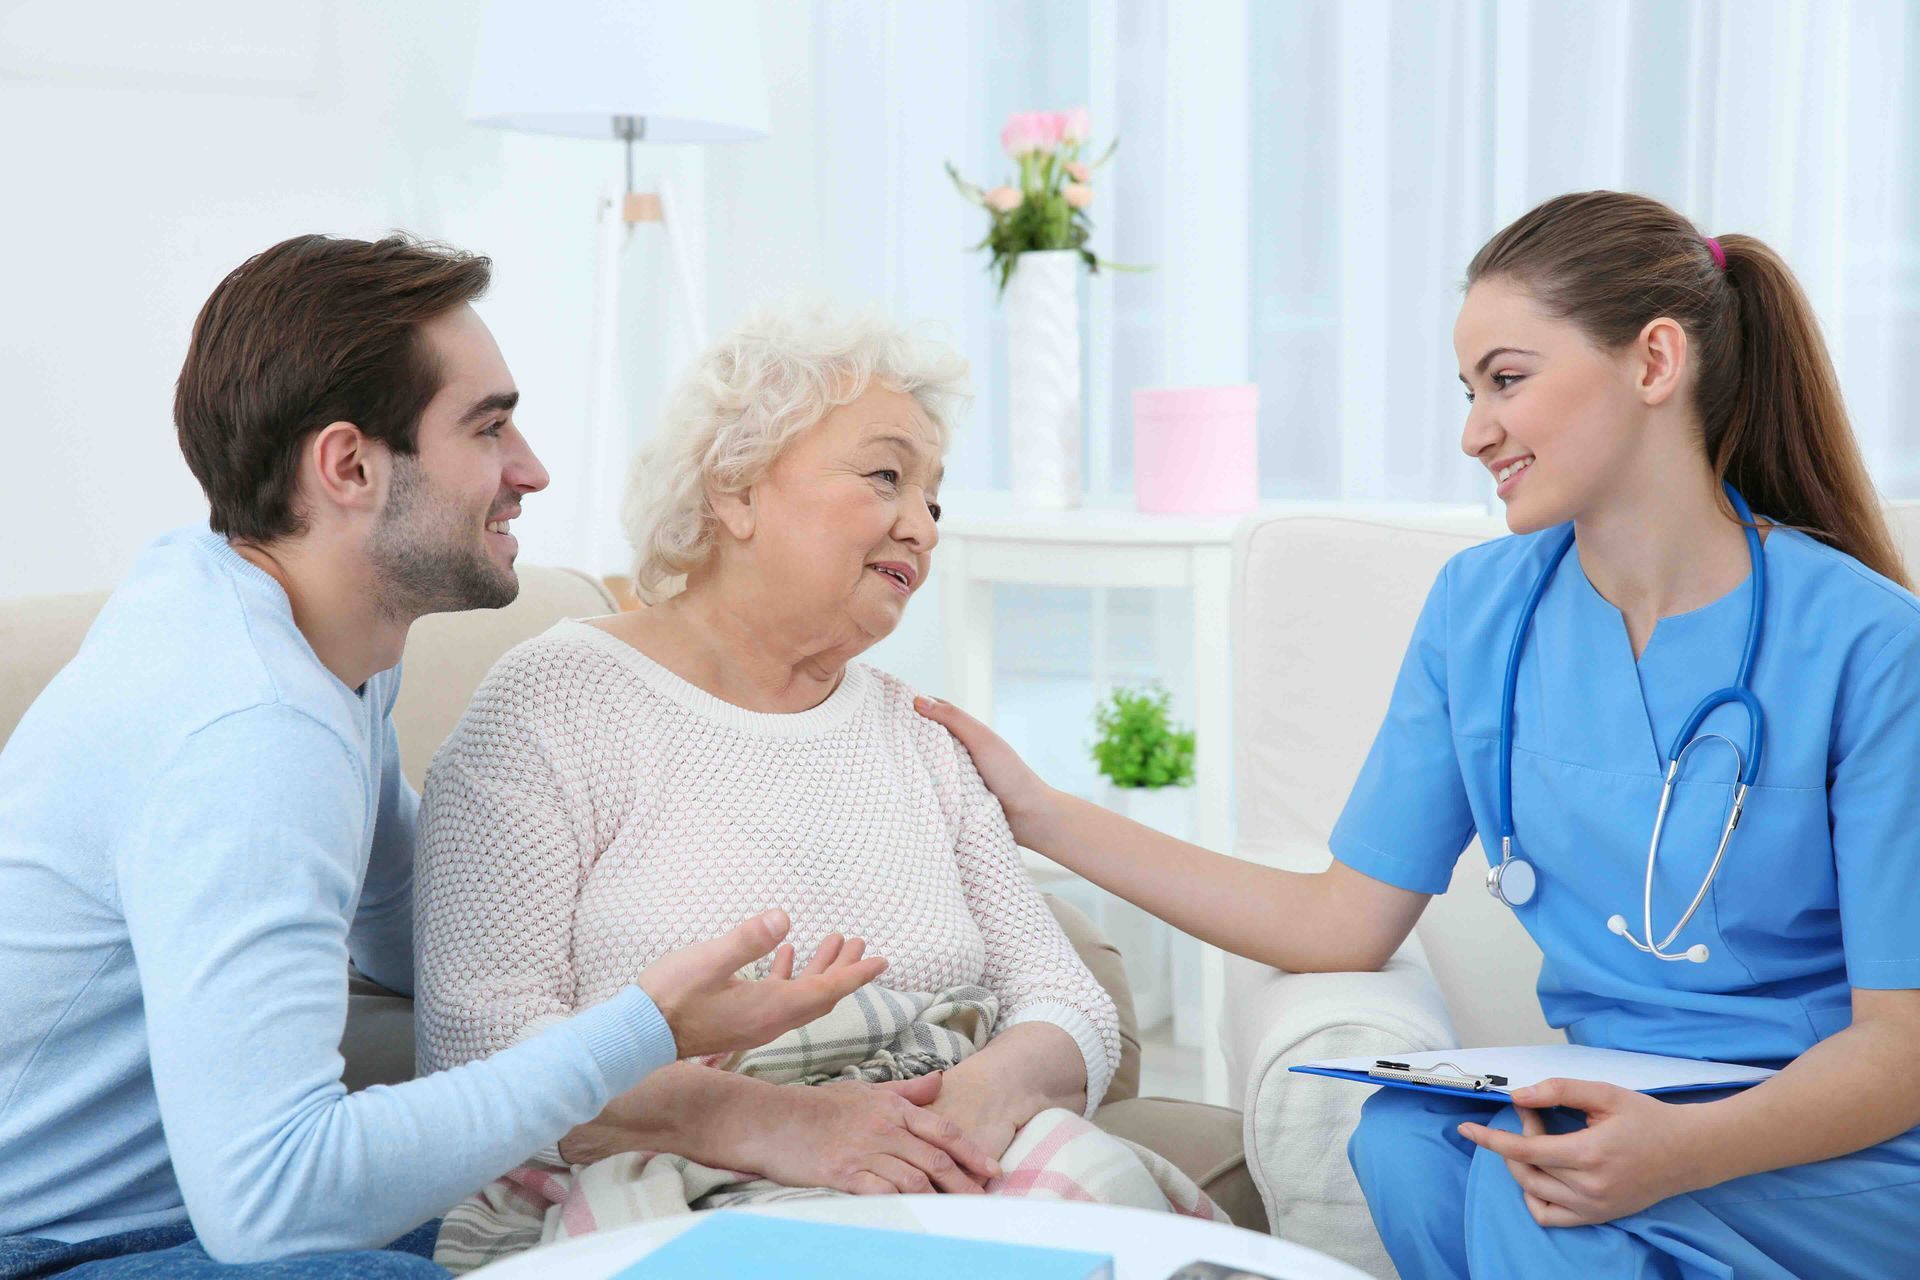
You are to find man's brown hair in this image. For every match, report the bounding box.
[174,233,493,543]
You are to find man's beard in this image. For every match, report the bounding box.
[368,458,519,620]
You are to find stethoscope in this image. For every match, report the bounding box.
[1485,483,1767,965]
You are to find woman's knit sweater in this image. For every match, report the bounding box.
[414,620,1120,1111]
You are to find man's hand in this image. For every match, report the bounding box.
[1458,1078,1713,1227]
[637,911,886,1058]
[744,1072,1003,1195]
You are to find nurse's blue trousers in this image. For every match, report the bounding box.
[1349,1088,1920,1278]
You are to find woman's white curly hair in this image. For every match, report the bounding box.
[622,299,972,604]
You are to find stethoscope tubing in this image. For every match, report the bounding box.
[1490,483,1767,963]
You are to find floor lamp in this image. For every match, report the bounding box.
[468,0,770,582]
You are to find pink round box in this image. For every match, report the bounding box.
[1131,384,1260,515]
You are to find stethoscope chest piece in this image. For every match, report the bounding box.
[1486,842,1537,907]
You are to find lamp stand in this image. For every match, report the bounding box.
[579,116,710,580]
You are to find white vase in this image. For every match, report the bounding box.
[1004,249,1082,509]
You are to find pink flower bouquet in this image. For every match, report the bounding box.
[947,106,1133,293]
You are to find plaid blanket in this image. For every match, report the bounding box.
[434,984,1219,1273]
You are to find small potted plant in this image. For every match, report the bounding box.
[1091,685,1195,836]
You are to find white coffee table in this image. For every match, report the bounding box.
[473,1195,1368,1279]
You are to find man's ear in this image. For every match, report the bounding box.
[306,421,383,516]
[707,483,755,542]
[1635,316,1689,408]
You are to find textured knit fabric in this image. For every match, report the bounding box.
[0,527,676,1262]
[415,619,1120,1108]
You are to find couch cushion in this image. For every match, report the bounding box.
[1232,512,1502,865]
[1092,1096,1267,1232]
[1,589,109,748]
[392,567,616,787]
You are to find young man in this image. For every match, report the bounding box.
[0,236,885,1276]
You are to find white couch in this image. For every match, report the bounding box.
[1221,501,1920,1278]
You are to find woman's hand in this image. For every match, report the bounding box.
[914,695,1056,844]
[917,1027,1080,1166]
[637,912,886,1058]
[746,1072,1003,1195]
[922,1070,1035,1167]
[1458,1078,1714,1226]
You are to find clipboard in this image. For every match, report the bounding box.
[1290,1044,1777,1102]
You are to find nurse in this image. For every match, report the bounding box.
[916,189,1920,1277]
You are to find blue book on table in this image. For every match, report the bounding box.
[613,1211,1113,1279]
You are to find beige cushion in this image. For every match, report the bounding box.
[1,589,109,748]
[392,568,618,787]
[1094,1096,1267,1234]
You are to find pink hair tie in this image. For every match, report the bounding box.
[1705,236,1727,271]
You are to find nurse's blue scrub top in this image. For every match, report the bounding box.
[1330,523,1920,1067]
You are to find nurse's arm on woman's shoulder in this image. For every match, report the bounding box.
[916,696,1429,973]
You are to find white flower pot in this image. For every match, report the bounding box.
[1099,782,1202,1046]
[1105,783,1194,842]
[1004,249,1082,510]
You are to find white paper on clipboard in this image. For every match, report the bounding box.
[1304,1044,1777,1095]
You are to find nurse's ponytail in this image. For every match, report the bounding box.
[1467,191,1908,588]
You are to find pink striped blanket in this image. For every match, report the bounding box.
[433,984,1219,1273]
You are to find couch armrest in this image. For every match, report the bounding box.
[343,967,416,1093]
[1222,935,1456,1279]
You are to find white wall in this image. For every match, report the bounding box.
[0,0,698,599]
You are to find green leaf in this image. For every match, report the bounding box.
[1089,685,1196,788]
[944,159,988,206]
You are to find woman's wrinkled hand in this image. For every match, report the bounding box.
[1458,1078,1713,1227]
[913,695,1055,843]
[636,912,886,1058]
[748,1071,1004,1195]
[923,1070,1031,1169]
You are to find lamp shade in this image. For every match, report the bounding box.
[469,0,769,142]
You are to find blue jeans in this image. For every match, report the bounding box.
[0,1221,444,1279]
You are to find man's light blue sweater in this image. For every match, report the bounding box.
[0,526,676,1261]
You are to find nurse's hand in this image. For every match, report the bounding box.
[1457,1077,1713,1227]
[914,695,1056,841]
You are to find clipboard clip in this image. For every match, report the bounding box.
[1369,1059,1510,1092]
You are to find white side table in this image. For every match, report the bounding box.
[473,1195,1372,1279]
[937,493,1246,1102]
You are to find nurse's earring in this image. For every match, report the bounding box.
[1607,913,1710,964]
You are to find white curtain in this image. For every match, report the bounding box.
[710,0,1920,507]
[1240,0,1920,504]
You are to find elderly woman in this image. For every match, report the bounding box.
[414,305,1202,1266]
